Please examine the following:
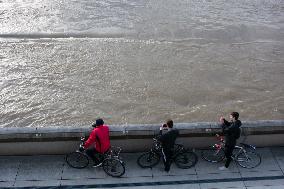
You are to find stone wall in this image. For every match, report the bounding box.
[0,120,283,155]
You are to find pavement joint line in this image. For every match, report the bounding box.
[1,175,284,189]
[12,159,21,187]
[60,163,66,181]
[271,147,284,176]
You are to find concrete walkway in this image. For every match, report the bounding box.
[1,147,284,189]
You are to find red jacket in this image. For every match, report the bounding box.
[84,125,110,153]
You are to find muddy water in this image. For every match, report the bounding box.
[0,0,283,127]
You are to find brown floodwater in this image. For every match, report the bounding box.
[0,0,283,127]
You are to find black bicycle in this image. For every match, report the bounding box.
[65,137,125,177]
[137,138,198,169]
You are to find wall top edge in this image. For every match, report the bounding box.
[0,120,283,135]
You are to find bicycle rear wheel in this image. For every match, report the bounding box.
[175,150,198,169]
[137,152,160,168]
[201,146,225,163]
[237,151,261,168]
[102,158,125,177]
[65,152,89,169]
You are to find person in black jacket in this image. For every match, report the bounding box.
[158,119,179,172]
[219,112,242,170]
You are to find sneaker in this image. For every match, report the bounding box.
[92,162,102,168]
[218,166,228,171]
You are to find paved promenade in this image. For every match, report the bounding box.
[1,147,284,189]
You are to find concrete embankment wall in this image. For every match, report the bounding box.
[0,120,283,155]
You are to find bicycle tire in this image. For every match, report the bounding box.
[201,146,225,163]
[174,150,198,169]
[102,158,125,177]
[65,151,89,169]
[137,152,160,168]
[236,151,261,169]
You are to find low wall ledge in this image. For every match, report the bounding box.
[1,120,283,133]
[0,120,283,135]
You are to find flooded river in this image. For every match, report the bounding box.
[0,0,283,127]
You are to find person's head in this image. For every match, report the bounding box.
[92,118,104,127]
[166,119,174,128]
[230,112,239,120]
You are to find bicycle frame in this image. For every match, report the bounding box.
[213,135,254,162]
[150,138,186,160]
[106,146,122,159]
[77,137,123,160]
[148,138,163,159]
[231,145,245,161]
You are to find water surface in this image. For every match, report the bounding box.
[0,0,283,127]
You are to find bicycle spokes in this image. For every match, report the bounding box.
[175,151,198,169]
[201,146,225,163]
[103,158,125,177]
[237,153,249,162]
[179,155,189,164]
[65,152,89,169]
[236,151,261,168]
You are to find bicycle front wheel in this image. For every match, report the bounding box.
[237,151,261,168]
[65,152,89,169]
[175,150,198,169]
[201,147,225,163]
[137,152,160,168]
[102,158,125,177]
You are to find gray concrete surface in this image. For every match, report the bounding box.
[0,147,284,189]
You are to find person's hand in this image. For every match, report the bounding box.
[160,124,167,130]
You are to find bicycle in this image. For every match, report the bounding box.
[201,135,261,168]
[65,137,125,177]
[137,137,198,169]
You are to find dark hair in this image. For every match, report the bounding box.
[166,119,174,128]
[230,112,239,120]
[92,118,104,127]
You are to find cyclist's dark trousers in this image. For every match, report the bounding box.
[224,140,236,168]
[86,148,101,165]
[162,148,173,172]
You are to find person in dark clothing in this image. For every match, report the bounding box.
[219,112,242,170]
[157,119,179,172]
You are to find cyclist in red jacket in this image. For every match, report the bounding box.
[81,118,111,167]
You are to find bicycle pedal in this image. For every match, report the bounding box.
[92,163,102,168]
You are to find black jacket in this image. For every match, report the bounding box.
[158,129,179,152]
[222,119,242,145]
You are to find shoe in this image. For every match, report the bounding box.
[218,166,228,171]
[92,162,102,168]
